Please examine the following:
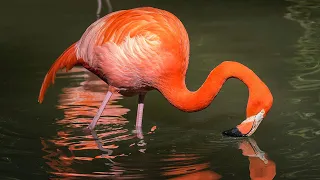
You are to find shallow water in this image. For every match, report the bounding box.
[0,0,320,179]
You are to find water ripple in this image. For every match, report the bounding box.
[285,0,320,91]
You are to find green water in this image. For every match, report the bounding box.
[0,0,320,179]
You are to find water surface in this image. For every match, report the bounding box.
[0,0,320,179]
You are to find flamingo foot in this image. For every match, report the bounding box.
[222,109,265,137]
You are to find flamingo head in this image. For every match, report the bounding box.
[222,109,265,137]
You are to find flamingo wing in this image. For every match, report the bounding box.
[76,7,189,88]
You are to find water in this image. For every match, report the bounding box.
[0,0,320,179]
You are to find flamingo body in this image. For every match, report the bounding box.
[76,7,189,95]
[38,7,273,137]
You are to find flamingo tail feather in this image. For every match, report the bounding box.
[38,42,80,103]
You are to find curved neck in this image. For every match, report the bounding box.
[157,61,273,117]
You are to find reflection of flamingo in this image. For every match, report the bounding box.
[170,171,221,180]
[238,138,276,180]
[167,138,276,180]
[41,67,132,177]
[38,7,273,137]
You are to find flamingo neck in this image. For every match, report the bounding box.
[157,61,273,118]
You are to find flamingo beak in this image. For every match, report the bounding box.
[222,127,246,137]
[222,109,265,137]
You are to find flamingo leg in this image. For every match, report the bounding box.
[105,0,113,13]
[96,0,102,19]
[88,91,113,130]
[135,93,146,139]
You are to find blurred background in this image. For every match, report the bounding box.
[0,0,319,179]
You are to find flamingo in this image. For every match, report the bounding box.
[38,7,273,137]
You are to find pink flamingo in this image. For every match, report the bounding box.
[38,7,273,137]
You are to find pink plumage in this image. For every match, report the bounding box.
[39,7,273,138]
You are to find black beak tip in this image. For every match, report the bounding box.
[222,127,246,137]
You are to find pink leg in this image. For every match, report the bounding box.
[136,93,146,139]
[88,91,113,130]
[96,0,102,19]
[105,0,113,13]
